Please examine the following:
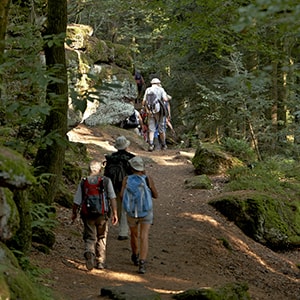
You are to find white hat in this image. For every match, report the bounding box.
[114,136,130,150]
[151,78,161,84]
[129,157,145,172]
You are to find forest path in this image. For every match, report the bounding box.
[31,124,300,300]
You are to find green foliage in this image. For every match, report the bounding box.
[226,157,300,198]
[222,137,257,163]
[218,237,233,251]
[31,203,58,231]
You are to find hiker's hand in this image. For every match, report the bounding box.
[71,212,77,222]
[111,214,118,225]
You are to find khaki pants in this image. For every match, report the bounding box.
[82,214,108,264]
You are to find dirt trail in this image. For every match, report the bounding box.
[31,124,300,300]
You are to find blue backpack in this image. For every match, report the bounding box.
[122,174,152,218]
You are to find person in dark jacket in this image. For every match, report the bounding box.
[104,136,135,240]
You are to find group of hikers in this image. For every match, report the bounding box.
[123,73,175,152]
[71,136,158,274]
[70,74,173,274]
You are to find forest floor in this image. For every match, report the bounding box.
[30,124,300,300]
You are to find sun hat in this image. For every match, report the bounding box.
[129,157,145,172]
[114,136,130,150]
[151,78,161,84]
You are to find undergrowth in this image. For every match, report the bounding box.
[226,156,300,198]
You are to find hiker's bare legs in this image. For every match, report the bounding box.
[139,223,150,260]
[130,224,139,255]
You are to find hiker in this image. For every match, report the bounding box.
[103,136,135,241]
[134,70,145,102]
[142,77,169,151]
[139,106,149,143]
[71,160,118,270]
[120,156,158,274]
[120,101,143,136]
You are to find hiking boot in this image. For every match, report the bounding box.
[131,253,139,266]
[96,262,105,270]
[161,144,167,150]
[138,260,146,274]
[148,144,154,152]
[84,251,95,271]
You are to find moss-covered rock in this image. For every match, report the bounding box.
[0,146,36,189]
[209,191,300,250]
[0,188,20,241]
[192,143,243,175]
[173,282,250,300]
[184,175,213,190]
[54,183,74,208]
[0,242,56,300]
[66,24,94,50]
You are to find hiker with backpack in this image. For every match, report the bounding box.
[71,160,118,270]
[120,156,158,274]
[134,70,145,102]
[120,101,143,136]
[142,77,169,151]
[103,136,135,241]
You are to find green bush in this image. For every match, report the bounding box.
[226,157,300,199]
[222,137,256,163]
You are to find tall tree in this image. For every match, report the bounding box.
[0,0,11,98]
[34,0,68,204]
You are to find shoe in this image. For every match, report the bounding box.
[161,144,167,150]
[96,262,105,270]
[131,253,139,266]
[148,144,154,152]
[138,260,146,274]
[117,236,128,241]
[84,251,95,271]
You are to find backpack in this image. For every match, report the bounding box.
[122,174,152,218]
[146,87,161,114]
[80,176,109,217]
[123,111,139,129]
[104,153,132,193]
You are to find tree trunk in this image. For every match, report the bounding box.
[33,0,68,205]
[0,0,11,99]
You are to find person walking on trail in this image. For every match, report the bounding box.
[142,77,169,152]
[120,156,158,274]
[71,160,118,270]
[134,70,145,102]
[103,136,135,241]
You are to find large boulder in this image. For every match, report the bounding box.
[0,188,19,241]
[209,191,300,250]
[0,242,54,299]
[0,147,35,242]
[192,143,243,175]
[66,24,138,128]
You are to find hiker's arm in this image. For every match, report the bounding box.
[71,204,80,221]
[71,183,82,221]
[110,197,118,225]
[106,177,118,225]
[147,176,158,198]
[120,176,128,199]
